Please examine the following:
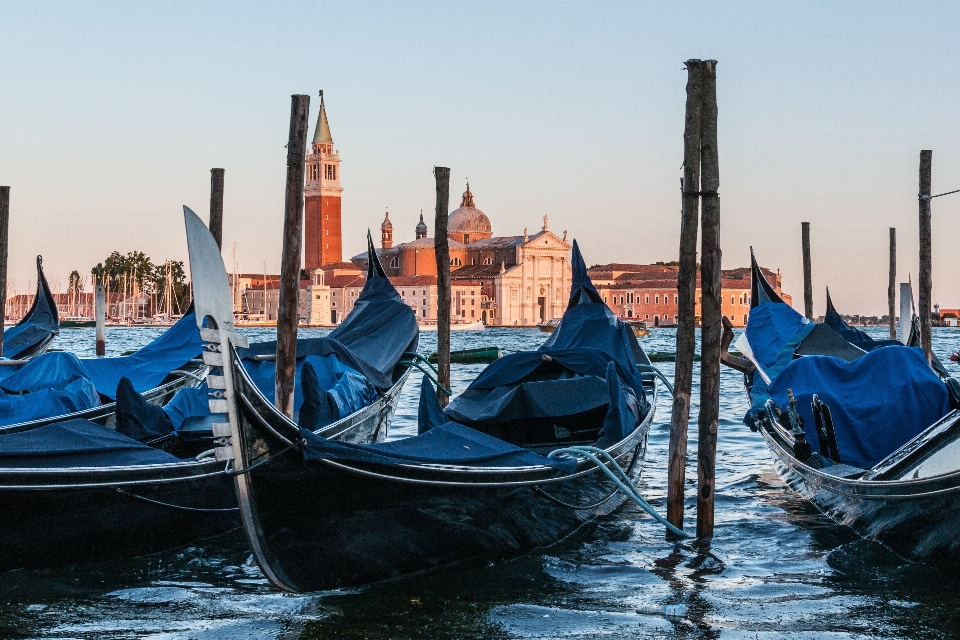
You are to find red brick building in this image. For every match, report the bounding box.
[588,263,793,328]
[304,91,343,272]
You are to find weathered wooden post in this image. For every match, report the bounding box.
[801,221,813,320]
[275,95,310,418]
[433,166,452,408]
[697,59,721,539]
[209,168,225,250]
[918,150,933,364]
[95,285,106,356]
[0,186,8,357]
[667,59,704,532]
[889,228,897,340]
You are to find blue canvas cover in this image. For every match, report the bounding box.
[2,256,59,360]
[745,302,814,377]
[80,311,204,399]
[767,346,951,468]
[0,418,185,468]
[301,421,577,472]
[418,375,447,434]
[0,352,99,426]
[442,240,648,442]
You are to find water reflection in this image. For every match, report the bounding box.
[2,326,960,638]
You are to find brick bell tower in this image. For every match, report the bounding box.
[304,90,343,271]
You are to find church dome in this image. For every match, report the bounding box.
[447,184,491,235]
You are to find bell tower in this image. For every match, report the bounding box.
[304,90,343,271]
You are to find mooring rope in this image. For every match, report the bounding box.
[115,488,239,512]
[548,445,689,537]
[920,188,960,200]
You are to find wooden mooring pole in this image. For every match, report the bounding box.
[95,285,106,356]
[918,150,933,365]
[667,59,704,532]
[697,59,721,539]
[0,186,8,357]
[275,95,310,418]
[209,168,225,250]
[433,166,452,408]
[889,228,897,340]
[801,222,813,320]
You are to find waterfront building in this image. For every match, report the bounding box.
[589,263,793,328]
[353,184,572,326]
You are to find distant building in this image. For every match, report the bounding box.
[304,91,343,271]
[352,184,572,326]
[588,263,793,328]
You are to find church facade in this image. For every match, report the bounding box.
[352,185,573,326]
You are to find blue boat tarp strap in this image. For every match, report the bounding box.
[766,346,951,468]
[0,418,185,468]
[418,374,447,435]
[80,311,204,399]
[301,421,577,473]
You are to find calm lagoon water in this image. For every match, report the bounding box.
[3,326,960,639]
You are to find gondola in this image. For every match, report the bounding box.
[218,239,661,593]
[0,207,419,573]
[3,255,60,360]
[722,250,960,565]
[0,304,207,436]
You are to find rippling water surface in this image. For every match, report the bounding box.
[3,326,960,639]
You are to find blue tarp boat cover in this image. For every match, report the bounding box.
[80,311,204,399]
[0,418,185,468]
[3,257,59,360]
[301,421,577,472]
[744,292,952,468]
[0,352,99,427]
[767,346,951,468]
[124,241,417,438]
[442,240,648,443]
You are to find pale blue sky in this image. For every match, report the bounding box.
[1,1,959,314]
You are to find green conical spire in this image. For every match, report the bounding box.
[313,90,333,144]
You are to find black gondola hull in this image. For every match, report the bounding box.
[761,423,960,564]
[231,346,654,592]
[0,461,236,572]
[242,439,645,591]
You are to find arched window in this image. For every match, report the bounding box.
[450,257,462,267]
[483,257,494,265]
